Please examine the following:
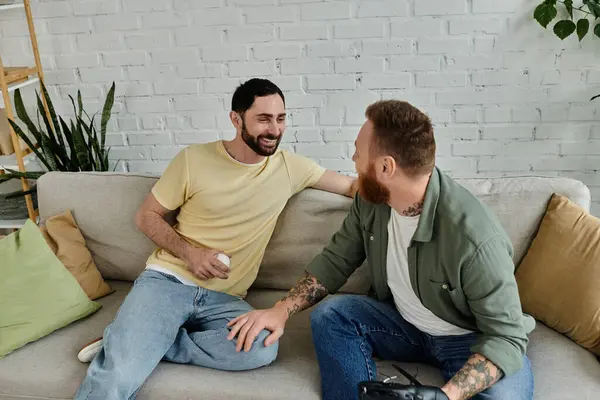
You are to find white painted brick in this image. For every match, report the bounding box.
[503,52,556,69]
[79,67,124,83]
[151,147,186,160]
[47,18,90,34]
[55,53,100,69]
[391,20,443,37]
[155,80,198,95]
[425,108,451,124]
[473,0,518,14]
[128,133,171,146]
[152,49,199,65]
[229,61,277,77]
[281,0,321,3]
[323,127,359,141]
[127,0,170,12]
[390,56,441,71]
[320,109,345,126]
[592,126,600,139]
[245,6,297,23]
[140,115,164,130]
[436,157,476,173]
[126,66,176,81]
[126,31,171,50]
[105,133,126,146]
[559,171,600,186]
[568,106,597,121]
[483,108,511,123]
[346,106,367,125]
[189,114,217,129]
[0,20,34,37]
[178,64,222,78]
[560,142,600,156]
[307,76,356,90]
[356,0,407,17]
[328,89,380,109]
[472,71,528,86]
[455,108,479,123]
[435,126,479,140]
[174,28,222,47]
[253,44,302,60]
[0,38,30,56]
[73,1,119,16]
[280,24,328,40]
[417,72,466,88]
[548,87,600,103]
[449,18,506,34]
[227,27,275,43]
[445,55,502,70]
[143,13,187,29]
[334,22,385,39]
[384,90,435,106]
[437,89,548,105]
[481,125,534,140]
[291,128,321,142]
[307,43,355,58]
[203,78,242,94]
[58,84,104,100]
[195,8,242,26]
[281,59,329,75]
[362,40,411,56]
[335,58,384,73]
[513,107,539,122]
[301,2,351,20]
[77,33,124,51]
[296,143,346,158]
[202,46,247,62]
[361,74,411,89]
[33,1,71,17]
[478,157,532,172]
[216,114,234,129]
[535,124,591,141]
[174,0,222,10]
[418,38,470,54]
[269,76,303,91]
[290,109,316,125]
[103,51,146,67]
[416,0,467,16]
[175,131,221,145]
[532,156,600,171]
[454,141,558,156]
[110,147,149,160]
[540,106,568,122]
[286,94,325,108]
[588,71,600,84]
[127,161,169,174]
[94,15,139,31]
[126,98,171,113]
[118,117,139,130]
[320,159,355,172]
[230,0,275,5]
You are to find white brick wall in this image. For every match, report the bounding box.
[1,0,600,213]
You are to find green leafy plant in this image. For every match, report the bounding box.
[0,81,116,195]
[534,0,600,41]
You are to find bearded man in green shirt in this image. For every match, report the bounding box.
[227,100,535,400]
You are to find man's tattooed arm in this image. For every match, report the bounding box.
[274,272,329,317]
[442,353,504,400]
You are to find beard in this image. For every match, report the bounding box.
[358,163,390,204]
[241,123,282,157]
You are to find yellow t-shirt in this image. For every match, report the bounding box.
[146,140,326,297]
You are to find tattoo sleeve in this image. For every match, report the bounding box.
[445,353,504,400]
[275,272,329,317]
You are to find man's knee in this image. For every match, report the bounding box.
[236,330,278,370]
[310,295,357,330]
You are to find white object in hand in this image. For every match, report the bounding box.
[217,253,230,268]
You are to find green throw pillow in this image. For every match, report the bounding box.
[0,220,101,358]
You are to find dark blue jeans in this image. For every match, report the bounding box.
[310,295,533,400]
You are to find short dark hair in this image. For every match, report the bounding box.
[231,78,285,115]
[365,100,436,178]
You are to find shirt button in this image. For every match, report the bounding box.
[442,284,448,290]
[370,236,374,241]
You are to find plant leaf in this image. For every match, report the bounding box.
[40,82,62,143]
[72,119,92,171]
[13,89,42,145]
[584,0,600,18]
[534,4,558,28]
[554,19,577,39]
[100,82,116,151]
[595,23,600,38]
[577,18,590,41]
[7,119,52,170]
[564,0,574,18]
[592,94,600,101]
[40,134,58,171]
[77,90,83,120]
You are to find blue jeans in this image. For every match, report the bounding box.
[310,295,534,400]
[75,270,278,399]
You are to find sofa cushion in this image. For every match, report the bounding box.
[1,281,599,399]
[516,193,600,356]
[37,172,590,291]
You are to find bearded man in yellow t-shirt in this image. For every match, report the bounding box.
[74,78,357,399]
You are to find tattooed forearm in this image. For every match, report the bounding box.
[275,273,329,317]
[442,353,503,400]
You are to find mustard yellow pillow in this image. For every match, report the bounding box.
[516,193,600,356]
[40,210,113,300]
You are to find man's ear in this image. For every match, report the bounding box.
[380,156,397,180]
[230,111,242,130]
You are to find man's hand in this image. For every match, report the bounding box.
[441,353,503,400]
[226,306,289,352]
[184,247,230,280]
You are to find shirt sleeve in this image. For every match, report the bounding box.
[151,147,190,211]
[284,151,326,195]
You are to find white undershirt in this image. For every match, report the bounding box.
[146,264,199,287]
[386,209,472,336]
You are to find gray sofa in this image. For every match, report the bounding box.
[1,171,600,399]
